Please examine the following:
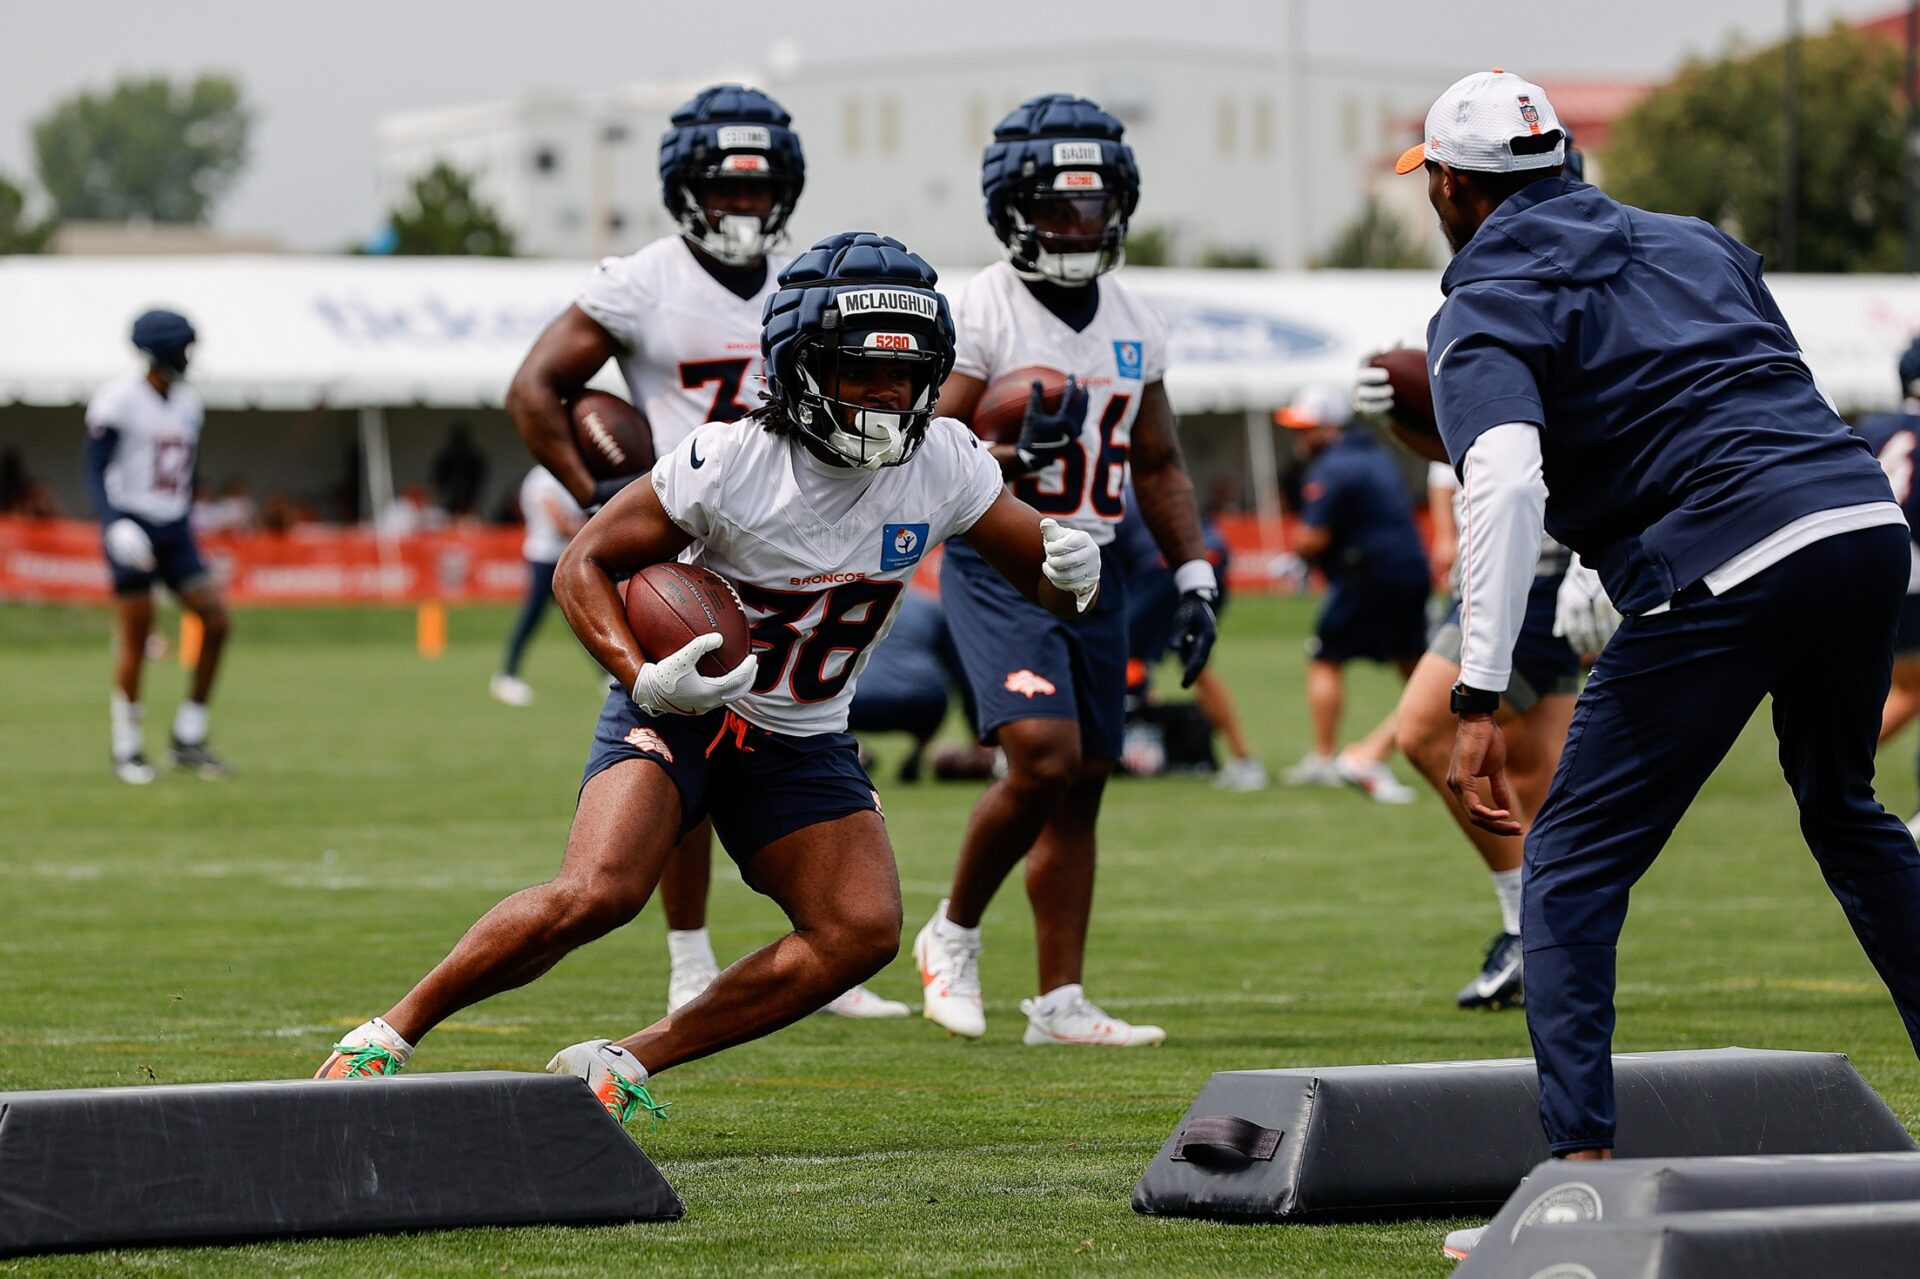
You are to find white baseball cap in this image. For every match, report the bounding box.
[1395,69,1565,176]
[1275,382,1351,430]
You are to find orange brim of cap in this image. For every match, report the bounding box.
[1394,143,1426,175]
[1274,408,1324,429]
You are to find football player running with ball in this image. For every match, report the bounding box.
[506,86,901,1019]
[318,234,1105,1122]
[914,96,1217,1048]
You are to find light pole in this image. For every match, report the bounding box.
[1780,0,1801,272]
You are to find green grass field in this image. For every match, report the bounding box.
[3,596,1917,1277]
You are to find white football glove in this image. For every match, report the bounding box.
[1040,517,1101,613]
[630,632,759,716]
[103,518,156,572]
[1553,554,1622,657]
[1353,365,1396,421]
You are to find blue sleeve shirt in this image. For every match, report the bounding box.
[1427,178,1892,615]
[1300,432,1428,587]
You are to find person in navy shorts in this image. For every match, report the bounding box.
[1401,70,1920,1159]
[1277,382,1429,804]
[912,96,1218,1048]
[85,309,233,783]
[1855,336,1920,835]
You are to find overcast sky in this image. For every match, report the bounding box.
[0,0,1901,249]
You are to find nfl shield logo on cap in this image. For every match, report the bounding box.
[1395,69,1565,175]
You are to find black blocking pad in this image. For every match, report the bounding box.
[1486,1202,1920,1279]
[0,1071,683,1257]
[1458,1153,1920,1276]
[1130,1048,1915,1223]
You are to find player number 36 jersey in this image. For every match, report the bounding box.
[951,259,1169,545]
[651,415,1003,736]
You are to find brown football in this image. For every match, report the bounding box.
[570,391,656,480]
[1367,347,1448,464]
[969,365,1073,445]
[624,563,753,678]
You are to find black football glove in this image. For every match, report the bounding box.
[590,473,638,511]
[1171,587,1219,688]
[1014,376,1088,474]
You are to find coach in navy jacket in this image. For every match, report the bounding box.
[1401,70,1920,1159]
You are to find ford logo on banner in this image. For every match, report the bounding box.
[312,293,562,346]
[1152,299,1335,366]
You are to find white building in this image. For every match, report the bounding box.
[375,42,1460,269]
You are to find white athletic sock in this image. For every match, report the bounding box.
[667,928,717,971]
[1493,868,1523,937]
[361,1016,415,1061]
[173,699,209,746]
[932,899,980,944]
[1035,982,1084,1019]
[110,693,144,760]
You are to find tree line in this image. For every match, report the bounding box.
[0,73,511,256]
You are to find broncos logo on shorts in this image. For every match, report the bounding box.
[622,726,675,762]
[1003,670,1058,698]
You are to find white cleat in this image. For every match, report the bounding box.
[1335,753,1418,804]
[1281,751,1343,787]
[819,983,911,1019]
[1020,984,1164,1047]
[112,754,156,785]
[490,673,535,707]
[913,901,985,1038]
[1212,756,1271,792]
[667,958,719,1014]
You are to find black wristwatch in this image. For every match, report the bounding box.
[1450,682,1501,716]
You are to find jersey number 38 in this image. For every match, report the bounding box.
[737,580,904,703]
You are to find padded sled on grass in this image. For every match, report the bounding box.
[0,1071,682,1257]
[1130,1048,1914,1223]
[1456,1152,1920,1276]
[1481,1201,1920,1279]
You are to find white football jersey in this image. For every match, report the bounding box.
[84,371,204,524]
[520,466,584,563]
[951,260,1169,545]
[651,416,1003,736]
[575,236,792,454]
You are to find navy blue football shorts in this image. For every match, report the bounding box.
[581,691,880,867]
[940,537,1129,760]
[1428,575,1583,712]
[1309,573,1430,666]
[105,516,211,597]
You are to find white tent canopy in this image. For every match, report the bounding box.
[3,255,1917,416]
